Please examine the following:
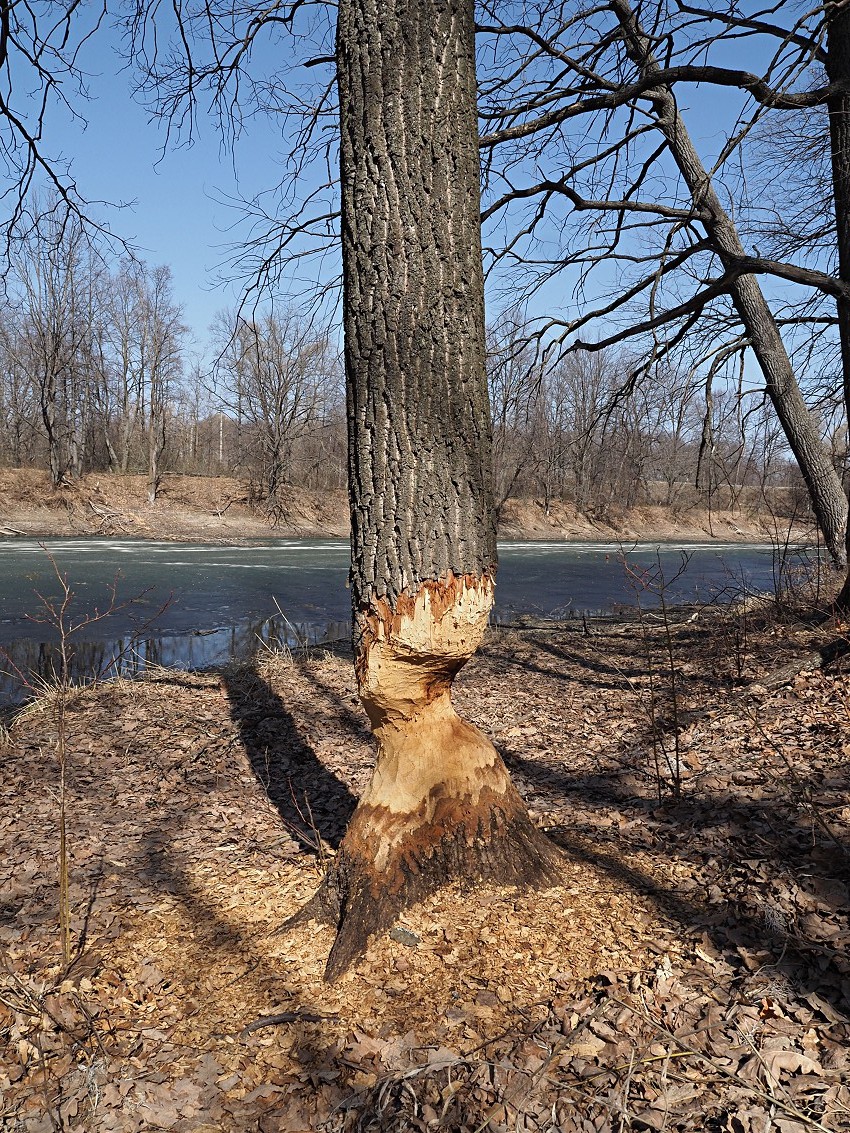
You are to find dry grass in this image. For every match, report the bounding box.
[0,468,349,541]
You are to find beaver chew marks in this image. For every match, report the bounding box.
[290,572,563,981]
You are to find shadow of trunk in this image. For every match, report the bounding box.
[220,664,358,852]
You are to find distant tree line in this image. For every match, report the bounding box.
[487,316,824,525]
[0,205,822,526]
[0,208,347,517]
[0,211,189,503]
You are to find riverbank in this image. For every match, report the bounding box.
[2,610,848,1129]
[0,467,810,544]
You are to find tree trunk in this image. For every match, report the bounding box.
[826,1,850,606]
[292,0,562,982]
[40,365,63,488]
[612,0,849,569]
[118,392,136,474]
[147,397,165,504]
[104,430,119,472]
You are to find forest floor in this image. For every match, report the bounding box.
[0,467,808,545]
[1,598,849,1132]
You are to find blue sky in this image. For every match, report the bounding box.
[36,13,728,344]
[41,26,309,351]
[21,4,826,392]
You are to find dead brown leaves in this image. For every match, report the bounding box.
[1,613,849,1131]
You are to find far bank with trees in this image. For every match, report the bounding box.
[0,233,824,544]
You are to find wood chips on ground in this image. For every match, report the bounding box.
[1,608,849,1132]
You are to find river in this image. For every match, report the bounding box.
[0,537,810,703]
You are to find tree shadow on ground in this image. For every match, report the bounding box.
[546,824,850,1019]
[501,742,850,873]
[495,622,842,708]
[479,635,638,692]
[491,626,748,697]
[219,663,358,852]
[501,743,850,1017]
[291,655,372,747]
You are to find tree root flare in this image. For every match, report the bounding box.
[284,802,564,982]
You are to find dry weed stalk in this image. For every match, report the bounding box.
[255,640,295,681]
[15,545,167,968]
[255,738,332,872]
[1,955,112,1129]
[619,548,692,800]
[285,775,333,872]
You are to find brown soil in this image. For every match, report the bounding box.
[1,609,848,1130]
[0,469,349,542]
[496,496,802,544]
[0,468,808,544]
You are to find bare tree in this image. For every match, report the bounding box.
[8,211,97,485]
[285,0,563,979]
[0,321,40,466]
[212,308,334,521]
[137,265,186,503]
[477,0,850,572]
[487,315,540,512]
[557,353,619,515]
[138,0,566,979]
[103,261,149,474]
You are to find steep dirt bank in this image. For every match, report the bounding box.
[495,496,808,543]
[0,469,348,542]
[0,468,811,544]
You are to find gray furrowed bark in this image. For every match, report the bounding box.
[338,0,497,609]
[826,1,850,602]
[291,0,562,981]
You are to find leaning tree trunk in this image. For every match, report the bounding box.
[292,0,562,982]
[826,1,850,606]
[40,364,63,488]
[612,0,849,570]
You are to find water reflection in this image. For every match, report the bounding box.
[0,613,351,707]
[0,536,815,708]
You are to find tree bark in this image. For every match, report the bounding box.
[40,363,62,488]
[825,1,850,605]
[147,401,165,504]
[612,0,849,570]
[292,0,562,981]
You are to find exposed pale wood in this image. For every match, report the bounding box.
[290,0,565,980]
[289,574,563,981]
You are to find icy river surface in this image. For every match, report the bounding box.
[0,537,807,701]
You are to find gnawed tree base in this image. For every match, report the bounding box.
[287,571,564,981]
[290,777,563,981]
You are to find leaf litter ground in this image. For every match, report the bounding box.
[1,607,849,1132]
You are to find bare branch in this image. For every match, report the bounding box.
[482,177,710,224]
[480,64,841,150]
[675,1,827,66]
